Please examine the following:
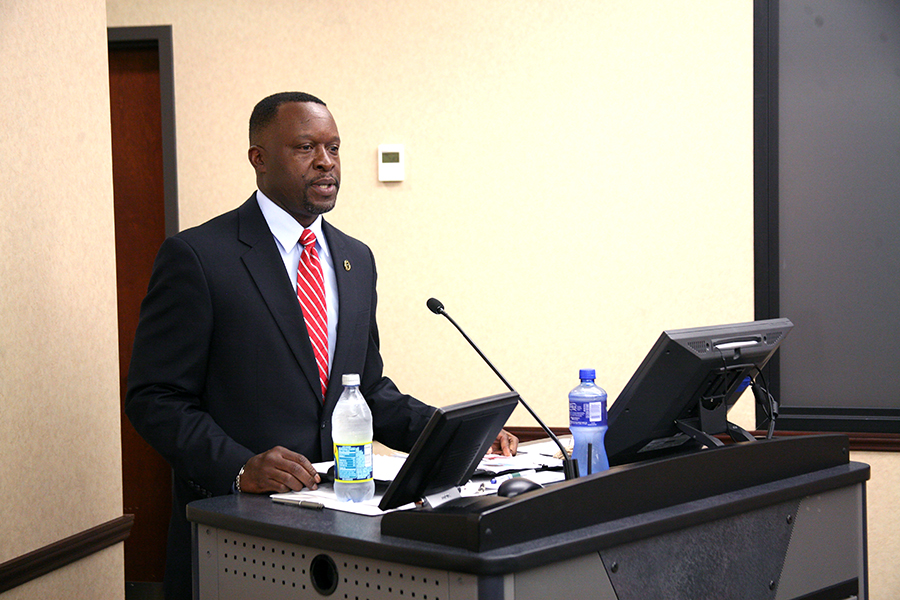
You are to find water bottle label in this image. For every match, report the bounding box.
[333,442,374,483]
[569,400,607,426]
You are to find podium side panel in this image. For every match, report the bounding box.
[513,552,617,600]
[775,484,866,600]
[599,499,800,600]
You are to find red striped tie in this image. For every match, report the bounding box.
[297,229,329,400]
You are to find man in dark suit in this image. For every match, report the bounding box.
[126,91,517,599]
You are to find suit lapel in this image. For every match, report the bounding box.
[322,220,365,411]
[237,196,322,402]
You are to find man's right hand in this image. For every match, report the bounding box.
[239,446,321,493]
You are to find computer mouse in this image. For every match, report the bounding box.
[317,466,335,484]
[497,477,543,498]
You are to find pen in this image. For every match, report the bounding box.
[299,500,324,510]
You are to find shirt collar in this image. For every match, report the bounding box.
[256,190,329,256]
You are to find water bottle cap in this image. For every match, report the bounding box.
[579,368,596,380]
[342,373,360,386]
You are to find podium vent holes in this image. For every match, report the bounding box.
[210,529,450,600]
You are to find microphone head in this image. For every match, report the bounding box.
[426,297,445,315]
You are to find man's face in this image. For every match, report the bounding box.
[250,101,341,226]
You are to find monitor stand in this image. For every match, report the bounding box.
[675,394,756,449]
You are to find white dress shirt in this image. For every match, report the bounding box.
[256,190,339,373]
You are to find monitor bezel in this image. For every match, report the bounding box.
[378,391,519,511]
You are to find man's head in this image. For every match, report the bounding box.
[248,92,341,227]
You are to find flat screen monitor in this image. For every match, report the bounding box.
[606,318,793,466]
[378,391,519,511]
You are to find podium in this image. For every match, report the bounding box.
[188,435,868,600]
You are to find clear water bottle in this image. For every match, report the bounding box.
[568,368,609,476]
[332,373,375,502]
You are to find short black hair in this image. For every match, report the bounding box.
[249,92,326,143]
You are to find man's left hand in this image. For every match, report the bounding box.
[489,429,519,456]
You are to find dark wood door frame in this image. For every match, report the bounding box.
[109,25,178,237]
[109,24,178,593]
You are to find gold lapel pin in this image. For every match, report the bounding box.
[344,260,352,271]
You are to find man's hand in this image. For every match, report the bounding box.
[238,446,321,493]
[489,429,519,457]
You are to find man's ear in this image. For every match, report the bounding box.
[248,145,265,171]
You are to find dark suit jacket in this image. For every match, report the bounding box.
[125,195,433,599]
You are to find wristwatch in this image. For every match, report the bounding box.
[235,465,246,493]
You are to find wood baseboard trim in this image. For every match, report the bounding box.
[758,430,900,452]
[0,514,134,594]
[506,426,571,444]
[505,426,900,452]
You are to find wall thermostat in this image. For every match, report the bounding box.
[378,144,405,182]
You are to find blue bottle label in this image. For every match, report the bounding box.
[569,399,607,427]
[333,443,374,483]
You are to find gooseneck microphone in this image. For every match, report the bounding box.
[426,298,577,480]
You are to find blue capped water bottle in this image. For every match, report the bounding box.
[568,369,609,476]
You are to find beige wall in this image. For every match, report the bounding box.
[106,0,756,419]
[0,0,124,598]
[105,0,898,595]
[0,0,891,595]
